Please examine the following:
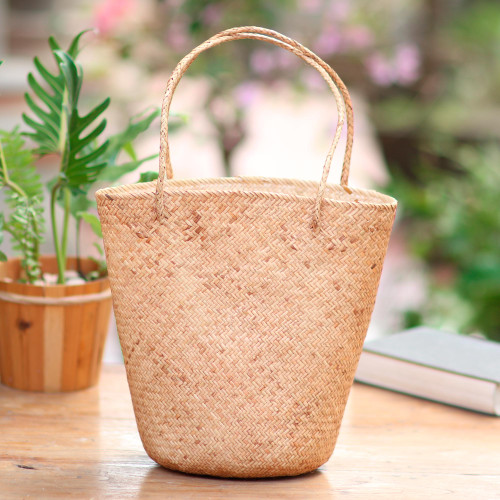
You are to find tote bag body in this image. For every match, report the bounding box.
[96,27,397,478]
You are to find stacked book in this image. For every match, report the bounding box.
[355,327,500,416]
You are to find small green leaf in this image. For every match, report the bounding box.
[24,94,60,138]
[123,142,137,160]
[48,36,62,52]
[22,113,58,146]
[73,98,110,136]
[71,119,107,155]
[67,29,94,58]
[33,56,63,93]
[68,192,94,218]
[0,250,8,262]
[93,242,104,256]
[138,171,159,183]
[26,73,61,115]
[54,51,82,108]
[67,140,109,171]
[76,211,102,238]
[103,108,159,166]
[99,154,158,182]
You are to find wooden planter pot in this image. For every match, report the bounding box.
[0,256,112,392]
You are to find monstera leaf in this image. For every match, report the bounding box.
[23,31,110,194]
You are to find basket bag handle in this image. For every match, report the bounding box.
[157,26,354,229]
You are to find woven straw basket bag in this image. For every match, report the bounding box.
[96,27,397,478]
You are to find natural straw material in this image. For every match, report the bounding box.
[96,27,397,478]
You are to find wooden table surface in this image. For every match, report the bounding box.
[1,364,499,499]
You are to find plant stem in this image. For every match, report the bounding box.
[75,216,84,278]
[53,86,71,285]
[50,181,66,284]
[32,214,40,274]
[60,186,70,278]
[0,140,28,199]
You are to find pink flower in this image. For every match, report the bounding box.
[302,68,325,91]
[365,44,421,87]
[202,4,222,25]
[343,26,374,51]
[365,53,395,87]
[250,49,276,75]
[313,29,341,56]
[395,44,421,85]
[276,49,300,70]
[94,0,135,35]
[327,0,350,22]
[299,0,323,13]
[166,21,189,51]
[233,82,260,108]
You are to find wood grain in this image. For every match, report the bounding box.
[43,286,65,391]
[75,280,101,389]
[2,281,25,389]
[0,365,499,499]
[23,283,44,391]
[0,256,112,392]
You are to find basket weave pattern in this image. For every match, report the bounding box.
[96,27,397,478]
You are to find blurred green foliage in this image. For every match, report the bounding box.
[386,143,500,341]
[371,2,500,341]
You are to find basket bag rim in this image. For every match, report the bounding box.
[96,176,397,212]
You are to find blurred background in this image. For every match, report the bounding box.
[1,0,499,362]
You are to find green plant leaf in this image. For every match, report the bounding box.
[69,192,95,216]
[54,50,82,108]
[48,28,93,56]
[19,31,160,282]
[0,128,45,202]
[76,211,102,238]
[102,108,159,162]
[0,129,44,282]
[67,29,95,58]
[33,56,63,92]
[99,154,158,182]
[73,98,110,137]
[138,171,159,183]
[48,35,61,52]
[24,32,110,193]
[93,241,104,256]
[96,108,160,183]
[123,142,137,160]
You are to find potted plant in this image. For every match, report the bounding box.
[0,31,160,392]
